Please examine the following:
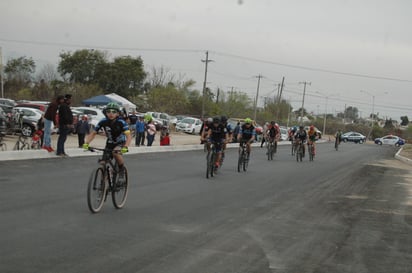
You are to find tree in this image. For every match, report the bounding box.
[58,49,108,84]
[146,83,188,114]
[98,55,146,97]
[400,116,409,126]
[4,56,36,97]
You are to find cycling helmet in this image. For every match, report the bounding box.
[104,102,121,114]
[244,118,252,124]
[221,115,227,123]
[207,117,213,123]
[310,125,315,130]
[213,116,220,123]
[270,121,275,125]
[292,126,297,131]
[299,125,304,129]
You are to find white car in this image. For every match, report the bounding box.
[176,117,202,134]
[279,127,288,141]
[12,107,43,136]
[72,107,105,128]
[374,135,405,146]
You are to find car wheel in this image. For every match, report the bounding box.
[343,139,347,143]
[21,124,33,136]
[395,143,400,147]
[359,139,364,144]
[377,141,382,145]
[191,128,195,134]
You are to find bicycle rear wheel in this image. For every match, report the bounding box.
[0,143,7,151]
[237,149,243,172]
[112,166,129,209]
[267,144,271,160]
[335,140,339,151]
[87,167,107,213]
[309,145,314,161]
[243,152,248,171]
[210,152,216,177]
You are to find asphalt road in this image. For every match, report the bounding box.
[1,142,412,273]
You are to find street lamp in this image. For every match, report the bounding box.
[316,91,339,137]
[360,90,375,128]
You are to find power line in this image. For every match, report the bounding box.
[2,38,411,83]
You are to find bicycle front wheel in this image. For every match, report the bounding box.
[112,166,129,209]
[206,152,211,178]
[87,167,107,213]
[243,152,248,171]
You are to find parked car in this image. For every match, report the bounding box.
[0,98,16,107]
[11,107,43,136]
[279,127,288,141]
[72,107,105,129]
[341,132,366,144]
[0,108,7,135]
[176,117,203,134]
[374,135,405,146]
[15,102,48,112]
[145,111,171,127]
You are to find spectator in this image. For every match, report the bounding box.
[146,119,156,146]
[56,94,73,157]
[75,115,90,148]
[43,95,64,152]
[36,115,45,148]
[128,111,138,133]
[135,116,145,146]
[160,132,170,146]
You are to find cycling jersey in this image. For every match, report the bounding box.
[239,124,256,141]
[208,124,227,141]
[294,130,307,142]
[268,126,279,139]
[94,117,130,145]
[308,130,317,142]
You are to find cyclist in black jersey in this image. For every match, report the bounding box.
[237,118,256,156]
[206,116,228,169]
[83,103,132,177]
[294,125,307,157]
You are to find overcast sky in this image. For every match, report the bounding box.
[1,0,411,120]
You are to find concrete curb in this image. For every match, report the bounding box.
[0,140,329,162]
[394,147,412,165]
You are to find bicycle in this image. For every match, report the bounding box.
[86,147,129,213]
[0,133,7,151]
[308,142,315,161]
[238,141,249,172]
[295,140,304,162]
[335,137,340,151]
[206,142,218,178]
[266,139,275,161]
[13,135,30,151]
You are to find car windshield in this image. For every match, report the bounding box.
[181,118,195,124]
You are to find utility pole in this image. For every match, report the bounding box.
[201,51,213,119]
[253,74,263,121]
[299,81,311,125]
[0,46,4,98]
[276,76,285,120]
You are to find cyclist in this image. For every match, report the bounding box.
[200,117,213,144]
[237,118,256,158]
[294,125,307,157]
[83,102,132,180]
[335,129,342,147]
[220,115,233,159]
[307,125,318,155]
[266,121,279,152]
[206,116,228,169]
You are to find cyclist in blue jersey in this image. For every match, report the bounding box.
[220,116,233,157]
[237,118,256,157]
[206,116,228,169]
[83,102,132,179]
[294,125,307,157]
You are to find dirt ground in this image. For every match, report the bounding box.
[399,144,412,159]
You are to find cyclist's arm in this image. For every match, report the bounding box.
[124,130,132,148]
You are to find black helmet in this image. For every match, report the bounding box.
[213,116,220,123]
[221,115,227,123]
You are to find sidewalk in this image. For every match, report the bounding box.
[0,131,204,161]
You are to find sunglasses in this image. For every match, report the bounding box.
[106,109,118,114]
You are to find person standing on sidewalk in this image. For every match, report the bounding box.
[146,119,156,146]
[43,95,64,152]
[75,115,90,148]
[56,94,73,157]
[135,116,145,146]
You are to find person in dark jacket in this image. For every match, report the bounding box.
[75,115,90,148]
[56,94,73,157]
[43,95,64,152]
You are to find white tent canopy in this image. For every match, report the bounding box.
[105,93,136,112]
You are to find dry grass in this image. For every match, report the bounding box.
[399,144,412,159]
